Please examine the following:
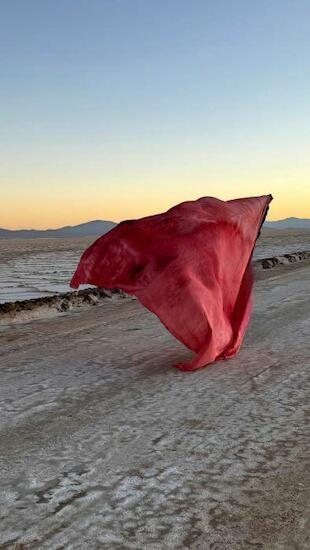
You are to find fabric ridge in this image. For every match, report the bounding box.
[71,194,272,371]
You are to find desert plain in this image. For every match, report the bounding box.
[0,229,309,548]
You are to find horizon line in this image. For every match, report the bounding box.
[2,215,310,232]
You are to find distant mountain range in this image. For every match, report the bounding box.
[264,217,310,229]
[0,220,116,239]
[0,217,309,239]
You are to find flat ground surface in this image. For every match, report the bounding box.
[1,228,309,303]
[0,263,309,549]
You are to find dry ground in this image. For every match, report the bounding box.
[0,262,309,549]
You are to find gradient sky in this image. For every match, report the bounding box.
[1,0,309,229]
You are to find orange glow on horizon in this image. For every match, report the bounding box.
[2,189,309,231]
[1,162,309,230]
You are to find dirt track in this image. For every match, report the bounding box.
[0,263,309,548]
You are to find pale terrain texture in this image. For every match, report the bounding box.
[0,261,309,548]
[0,228,309,303]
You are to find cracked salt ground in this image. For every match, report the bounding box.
[0,262,309,548]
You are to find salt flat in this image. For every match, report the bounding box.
[0,262,309,548]
[0,228,309,303]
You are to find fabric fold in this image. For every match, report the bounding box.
[71,194,272,370]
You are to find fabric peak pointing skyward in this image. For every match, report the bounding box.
[71,194,272,370]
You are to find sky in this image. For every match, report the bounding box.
[1,0,309,229]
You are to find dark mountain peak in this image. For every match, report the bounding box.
[0,220,117,239]
[264,217,310,229]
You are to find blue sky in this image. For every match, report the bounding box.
[1,0,309,228]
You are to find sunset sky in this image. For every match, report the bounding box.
[1,0,309,229]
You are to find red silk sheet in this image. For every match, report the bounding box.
[71,195,272,371]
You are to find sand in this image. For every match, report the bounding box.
[0,260,309,548]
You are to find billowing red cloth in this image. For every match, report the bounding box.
[71,195,272,371]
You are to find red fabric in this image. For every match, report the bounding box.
[71,195,272,371]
